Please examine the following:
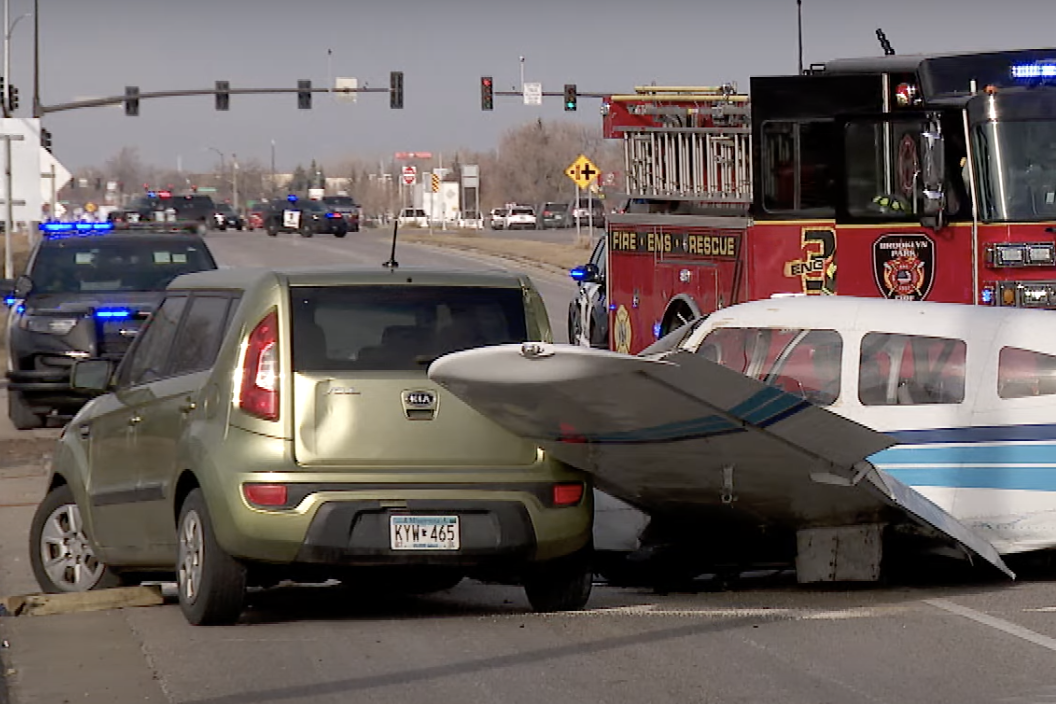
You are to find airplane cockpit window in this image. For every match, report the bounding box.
[859,332,966,405]
[698,327,843,406]
[997,347,1056,399]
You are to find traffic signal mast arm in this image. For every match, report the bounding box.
[38,83,398,115]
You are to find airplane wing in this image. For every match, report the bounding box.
[429,342,1012,579]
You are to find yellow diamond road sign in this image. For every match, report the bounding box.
[565,155,600,190]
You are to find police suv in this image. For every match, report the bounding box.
[2,223,218,429]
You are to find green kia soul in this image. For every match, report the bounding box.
[29,266,593,625]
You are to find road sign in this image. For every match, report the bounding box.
[565,154,600,189]
[523,82,542,106]
[431,173,441,193]
[401,165,417,186]
[335,77,358,104]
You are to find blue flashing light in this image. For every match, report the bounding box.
[147,190,157,198]
[15,304,24,315]
[653,322,663,340]
[569,267,587,281]
[326,212,340,218]
[981,287,995,305]
[3,296,15,306]
[287,194,299,203]
[40,222,115,235]
[1011,63,1056,79]
[95,308,132,320]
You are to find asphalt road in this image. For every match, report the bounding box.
[4,229,1056,704]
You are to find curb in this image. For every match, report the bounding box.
[399,239,575,279]
[0,585,165,618]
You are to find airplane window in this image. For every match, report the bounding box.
[859,333,966,405]
[698,327,843,405]
[997,347,1056,399]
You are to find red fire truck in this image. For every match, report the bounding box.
[593,48,1056,354]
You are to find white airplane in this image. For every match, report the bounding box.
[428,296,1056,584]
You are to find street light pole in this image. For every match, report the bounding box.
[270,139,276,195]
[797,0,804,74]
[31,0,37,117]
[231,153,238,211]
[206,146,225,198]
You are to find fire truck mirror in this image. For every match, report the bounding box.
[921,129,946,230]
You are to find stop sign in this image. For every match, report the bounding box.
[401,166,417,186]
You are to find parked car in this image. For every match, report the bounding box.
[567,235,609,349]
[263,199,348,237]
[538,202,572,229]
[1,230,218,429]
[488,208,508,230]
[246,210,265,231]
[30,265,594,625]
[321,196,361,232]
[212,203,244,231]
[110,193,217,235]
[397,207,429,228]
[504,206,537,231]
[572,200,606,228]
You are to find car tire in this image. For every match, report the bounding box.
[299,223,313,238]
[8,389,45,430]
[29,484,122,593]
[177,489,247,626]
[266,224,278,237]
[523,547,593,613]
[333,229,347,239]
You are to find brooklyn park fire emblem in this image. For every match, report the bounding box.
[873,234,935,301]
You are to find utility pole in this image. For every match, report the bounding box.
[2,131,24,279]
[232,153,239,211]
[797,0,804,74]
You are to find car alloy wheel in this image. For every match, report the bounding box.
[178,508,204,604]
[39,502,105,591]
[30,484,118,593]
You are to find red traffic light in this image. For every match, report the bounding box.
[483,78,492,87]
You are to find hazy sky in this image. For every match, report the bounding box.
[12,0,1056,171]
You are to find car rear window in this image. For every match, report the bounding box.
[31,240,217,293]
[290,285,528,371]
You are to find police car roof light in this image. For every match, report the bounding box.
[40,222,115,235]
[287,194,298,202]
[95,308,132,319]
[1011,63,1056,79]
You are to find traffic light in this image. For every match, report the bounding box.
[564,84,577,111]
[216,80,230,111]
[125,86,140,116]
[41,128,52,152]
[297,80,312,110]
[480,76,493,111]
[390,71,404,109]
[8,85,19,112]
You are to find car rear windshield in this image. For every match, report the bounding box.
[511,208,534,215]
[290,285,528,371]
[30,240,216,294]
[323,196,358,208]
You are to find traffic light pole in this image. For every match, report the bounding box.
[36,85,394,115]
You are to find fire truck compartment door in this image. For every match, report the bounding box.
[428,343,1011,578]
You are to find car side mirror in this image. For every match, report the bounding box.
[570,263,600,284]
[13,274,33,298]
[71,359,114,394]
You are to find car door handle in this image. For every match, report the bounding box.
[78,424,91,440]
[127,415,142,426]
[179,401,197,414]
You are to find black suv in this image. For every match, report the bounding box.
[321,195,361,232]
[263,199,348,238]
[2,230,218,429]
[110,193,217,234]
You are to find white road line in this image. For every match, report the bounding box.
[925,598,1056,652]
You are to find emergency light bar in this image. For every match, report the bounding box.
[39,222,115,234]
[1010,63,1056,79]
[94,308,133,319]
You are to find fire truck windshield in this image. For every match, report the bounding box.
[973,118,1056,222]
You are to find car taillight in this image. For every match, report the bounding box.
[239,310,279,421]
[243,483,288,507]
[552,482,585,507]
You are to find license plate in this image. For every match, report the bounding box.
[390,515,460,550]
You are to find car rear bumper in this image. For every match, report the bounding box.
[209,479,592,568]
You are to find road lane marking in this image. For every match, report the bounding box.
[925,598,1056,652]
[562,604,893,619]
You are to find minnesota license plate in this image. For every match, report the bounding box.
[390,515,460,550]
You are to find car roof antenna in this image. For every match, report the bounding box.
[382,219,399,269]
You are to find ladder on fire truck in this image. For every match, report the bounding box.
[613,85,752,205]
